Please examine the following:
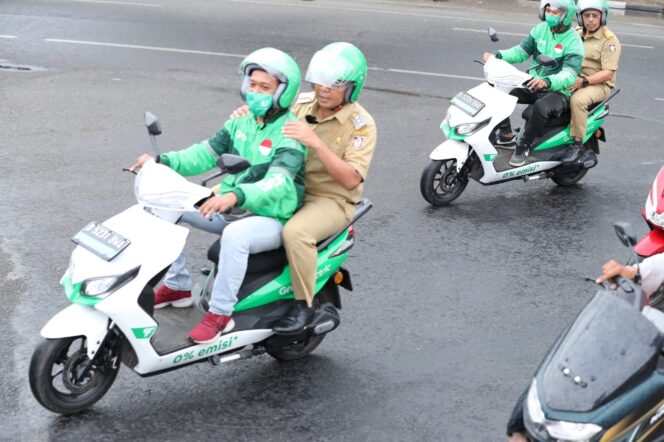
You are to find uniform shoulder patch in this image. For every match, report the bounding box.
[350,112,367,130]
[603,28,615,39]
[296,92,316,104]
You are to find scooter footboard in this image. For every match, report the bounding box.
[41,304,110,359]
[429,139,470,167]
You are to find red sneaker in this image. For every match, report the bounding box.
[188,312,235,344]
[154,285,193,309]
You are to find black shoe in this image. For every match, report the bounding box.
[560,141,584,163]
[272,301,314,335]
[509,143,530,167]
[495,132,516,148]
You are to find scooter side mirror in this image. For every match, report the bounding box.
[144,112,162,136]
[536,54,557,67]
[488,27,499,42]
[614,222,637,248]
[218,154,251,175]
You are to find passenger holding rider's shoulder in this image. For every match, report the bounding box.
[561,0,621,163]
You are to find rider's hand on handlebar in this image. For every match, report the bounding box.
[595,259,638,289]
[199,193,238,218]
[129,154,155,172]
[229,105,251,119]
[526,78,548,91]
[482,52,494,62]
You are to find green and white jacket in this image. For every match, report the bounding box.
[160,111,306,223]
[496,22,584,96]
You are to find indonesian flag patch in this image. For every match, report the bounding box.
[554,43,563,54]
[259,139,272,156]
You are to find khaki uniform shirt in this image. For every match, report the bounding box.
[577,25,621,88]
[291,92,377,206]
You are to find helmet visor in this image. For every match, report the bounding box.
[305,50,354,89]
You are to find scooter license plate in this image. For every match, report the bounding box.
[71,222,130,261]
[451,92,485,117]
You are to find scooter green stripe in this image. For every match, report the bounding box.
[60,274,101,307]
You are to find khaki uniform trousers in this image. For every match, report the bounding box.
[283,195,353,306]
[570,84,611,140]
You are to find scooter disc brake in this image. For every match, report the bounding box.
[62,349,102,394]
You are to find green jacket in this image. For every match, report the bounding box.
[497,22,584,96]
[160,111,306,223]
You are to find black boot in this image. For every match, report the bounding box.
[560,140,584,163]
[272,301,314,335]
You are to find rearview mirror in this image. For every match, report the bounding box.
[488,27,499,42]
[614,222,637,248]
[217,154,251,175]
[144,112,162,136]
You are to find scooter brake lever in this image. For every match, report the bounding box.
[473,59,485,66]
[122,168,138,175]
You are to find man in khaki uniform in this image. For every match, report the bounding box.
[272,42,377,334]
[561,0,621,162]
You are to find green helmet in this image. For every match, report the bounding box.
[538,0,576,27]
[305,42,368,103]
[239,47,301,110]
[576,0,609,27]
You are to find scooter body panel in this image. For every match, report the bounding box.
[41,304,110,359]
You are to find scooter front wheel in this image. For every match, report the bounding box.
[29,336,120,414]
[420,159,469,206]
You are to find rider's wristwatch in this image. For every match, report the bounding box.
[581,76,589,88]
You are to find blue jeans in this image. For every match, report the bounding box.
[165,213,283,316]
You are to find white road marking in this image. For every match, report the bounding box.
[45,38,485,82]
[369,66,483,81]
[71,0,161,6]
[622,43,654,49]
[453,27,526,37]
[44,38,246,58]
[656,98,664,101]
[0,35,17,39]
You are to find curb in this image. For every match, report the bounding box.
[527,0,662,14]
[608,1,663,13]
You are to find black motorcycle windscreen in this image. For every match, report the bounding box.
[542,291,662,413]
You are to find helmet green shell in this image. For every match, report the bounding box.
[239,47,301,110]
[539,0,577,27]
[305,42,368,103]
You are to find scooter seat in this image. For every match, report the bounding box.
[207,240,288,275]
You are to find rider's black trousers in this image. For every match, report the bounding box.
[498,89,570,147]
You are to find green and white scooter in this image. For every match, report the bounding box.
[420,29,619,206]
[29,113,372,415]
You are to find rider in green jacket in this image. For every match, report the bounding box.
[131,47,306,343]
[483,0,584,167]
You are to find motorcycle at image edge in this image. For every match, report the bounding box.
[420,28,619,206]
[510,223,664,442]
[635,164,664,309]
[28,112,372,415]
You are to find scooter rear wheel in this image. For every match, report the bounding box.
[551,169,587,186]
[420,159,469,205]
[29,336,120,414]
[265,284,339,361]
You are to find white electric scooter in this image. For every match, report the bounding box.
[29,113,370,415]
[420,28,618,206]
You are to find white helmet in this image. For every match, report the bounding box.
[576,0,609,27]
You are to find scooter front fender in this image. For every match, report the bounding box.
[635,228,664,257]
[41,304,110,359]
[429,139,470,167]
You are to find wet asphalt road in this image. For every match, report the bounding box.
[2,0,664,440]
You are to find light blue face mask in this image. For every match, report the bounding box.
[245,92,274,116]
[545,13,561,27]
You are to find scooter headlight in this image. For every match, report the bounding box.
[524,379,602,441]
[454,118,490,136]
[81,267,140,298]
